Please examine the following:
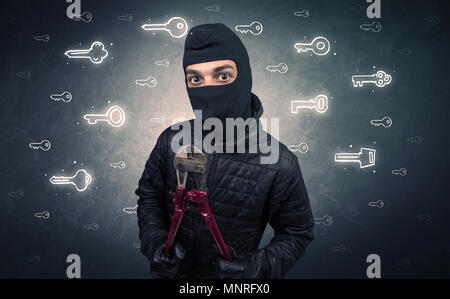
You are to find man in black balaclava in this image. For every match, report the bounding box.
[136,23,314,279]
[183,22,253,121]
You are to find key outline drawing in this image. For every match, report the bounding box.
[266,62,288,74]
[352,70,392,88]
[111,161,126,169]
[34,211,50,219]
[49,169,92,192]
[294,36,330,56]
[235,21,264,36]
[155,59,169,67]
[64,41,109,64]
[314,215,333,226]
[294,10,310,17]
[287,143,309,154]
[83,223,99,231]
[50,91,72,102]
[34,33,50,42]
[291,94,328,114]
[360,21,382,32]
[370,116,392,128]
[141,16,188,38]
[29,139,51,151]
[392,168,407,176]
[83,105,126,127]
[335,147,376,168]
[72,11,92,23]
[135,76,157,88]
[118,14,133,22]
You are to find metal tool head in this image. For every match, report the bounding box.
[173,145,208,190]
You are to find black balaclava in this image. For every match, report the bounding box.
[182,23,253,122]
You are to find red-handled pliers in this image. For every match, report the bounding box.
[164,145,232,262]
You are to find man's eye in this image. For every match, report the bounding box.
[190,76,200,83]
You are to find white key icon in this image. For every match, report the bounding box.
[294,36,330,56]
[118,14,133,22]
[29,139,51,151]
[141,17,188,38]
[352,70,392,87]
[235,21,263,35]
[64,41,109,64]
[294,10,310,17]
[49,169,92,192]
[155,59,169,67]
[34,34,50,42]
[266,63,288,73]
[135,76,157,87]
[370,116,392,128]
[111,161,126,169]
[83,223,99,231]
[360,21,382,32]
[392,168,407,176]
[288,143,309,153]
[72,11,92,23]
[84,105,126,127]
[291,95,328,113]
[335,147,376,168]
[35,211,50,219]
[50,91,72,102]
[314,215,333,226]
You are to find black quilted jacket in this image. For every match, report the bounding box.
[135,93,314,278]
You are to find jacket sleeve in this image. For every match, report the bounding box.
[135,132,170,261]
[258,156,314,278]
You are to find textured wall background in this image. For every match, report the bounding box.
[0,0,448,278]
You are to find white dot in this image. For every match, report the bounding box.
[110,43,113,46]
[349,145,352,148]
[73,161,77,164]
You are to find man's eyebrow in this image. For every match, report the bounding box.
[186,69,201,75]
[185,65,235,75]
[213,65,234,72]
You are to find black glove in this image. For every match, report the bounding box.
[218,249,268,279]
[150,240,186,279]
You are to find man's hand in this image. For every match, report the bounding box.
[150,241,186,279]
[218,250,267,279]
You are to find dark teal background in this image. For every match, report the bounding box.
[0,0,449,278]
